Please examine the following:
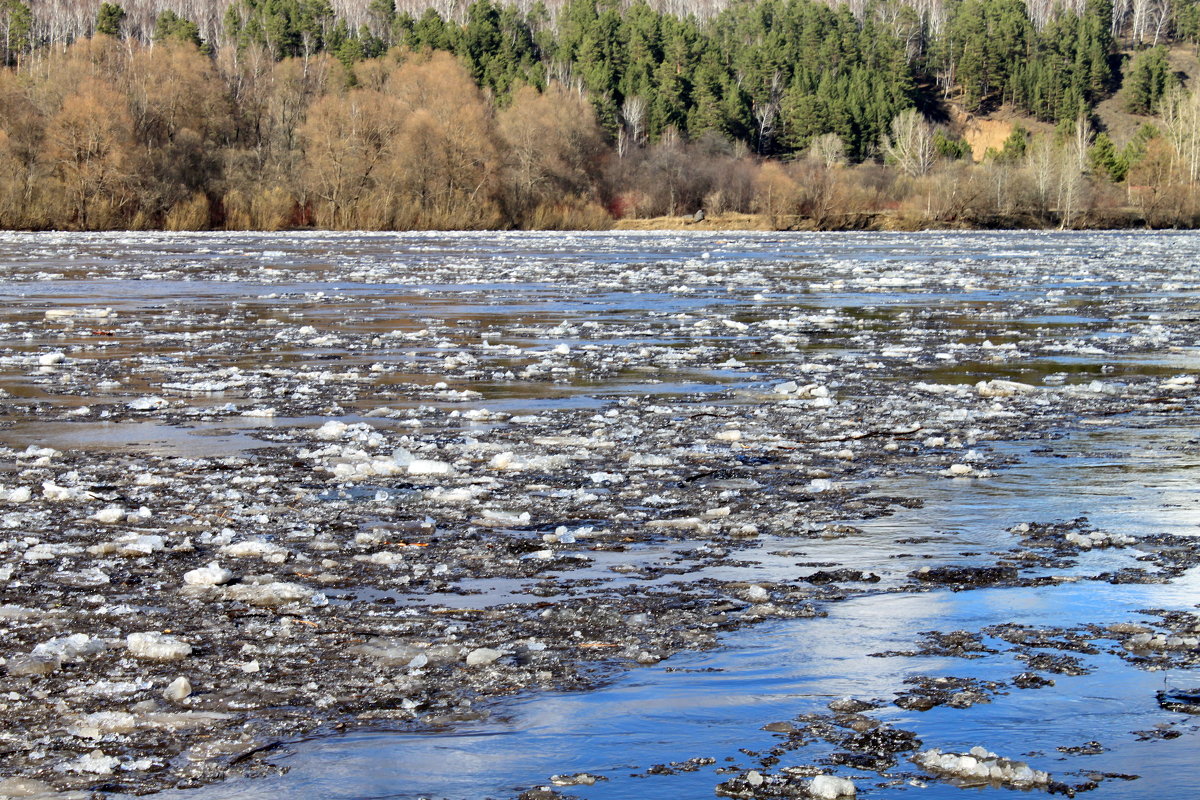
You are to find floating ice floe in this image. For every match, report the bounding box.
[128,396,169,411]
[809,774,856,799]
[126,632,192,661]
[183,562,235,586]
[58,749,120,775]
[219,540,289,561]
[913,747,1049,787]
[219,580,324,607]
[2,486,31,503]
[90,505,126,524]
[33,633,107,662]
[89,533,165,557]
[975,379,1038,398]
[163,676,193,702]
[465,647,506,666]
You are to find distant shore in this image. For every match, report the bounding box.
[612,211,1177,232]
[1,210,1185,233]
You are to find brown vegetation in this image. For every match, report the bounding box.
[3,37,1200,231]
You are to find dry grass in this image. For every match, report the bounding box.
[613,212,776,231]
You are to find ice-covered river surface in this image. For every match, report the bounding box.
[0,230,1199,800]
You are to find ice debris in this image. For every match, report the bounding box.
[163,676,193,702]
[913,746,1049,787]
[183,562,235,586]
[465,647,506,666]
[32,634,107,662]
[808,775,856,799]
[126,632,192,661]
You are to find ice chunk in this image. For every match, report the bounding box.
[408,459,453,475]
[60,749,120,775]
[7,653,61,676]
[89,533,165,557]
[42,481,83,502]
[477,509,530,527]
[914,747,1049,787]
[128,396,168,411]
[183,562,234,586]
[0,778,70,797]
[314,420,349,439]
[976,380,1037,398]
[126,632,192,661]
[219,540,289,560]
[163,676,192,702]
[221,581,319,607]
[33,633,107,662]
[3,486,30,503]
[38,351,67,366]
[742,585,770,602]
[628,454,673,467]
[465,647,505,666]
[809,775,856,798]
[90,505,126,524]
[72,712,138,737]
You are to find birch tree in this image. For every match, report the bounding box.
[1160,85,1200,184]
[883,108,935,176]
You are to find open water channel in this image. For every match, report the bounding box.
[0,230,1197,800]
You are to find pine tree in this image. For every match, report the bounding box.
[96,2,125,36]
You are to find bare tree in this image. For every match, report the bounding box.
[44,76,138,227]
[499,82,605,225]
[1024,133,1057,216]
[1111,0,1130,40]
[387,50,502,228]
[1056,146,1087,228]
[1160,86,1200,184]
[1130,0,1169,43]
[299,87,404,228]
[883,108,935,177]
[807,132,847,168]
[1070,112,1093,174]
[619,94,646,158]
[752,70,783,155]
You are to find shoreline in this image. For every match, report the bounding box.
[0,211,1181,234]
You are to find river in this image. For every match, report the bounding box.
[0,230,1196,799]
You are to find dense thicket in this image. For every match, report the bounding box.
[1,0,1200,230]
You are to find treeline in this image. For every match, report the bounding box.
[2,0,1200,230]
[0,40,613,229]
[3,0,1200,152]
[2,33,1200,231]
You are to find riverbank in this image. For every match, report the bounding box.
[611,209,1172,232]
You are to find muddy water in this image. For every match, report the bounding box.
[1,230,1199,799]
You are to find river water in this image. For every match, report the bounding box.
[0,230,1198,799]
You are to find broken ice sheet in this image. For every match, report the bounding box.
[0,230,1197,797]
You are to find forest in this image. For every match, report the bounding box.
[1,0,1200,229]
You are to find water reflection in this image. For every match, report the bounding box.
[142,420,1200,800]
